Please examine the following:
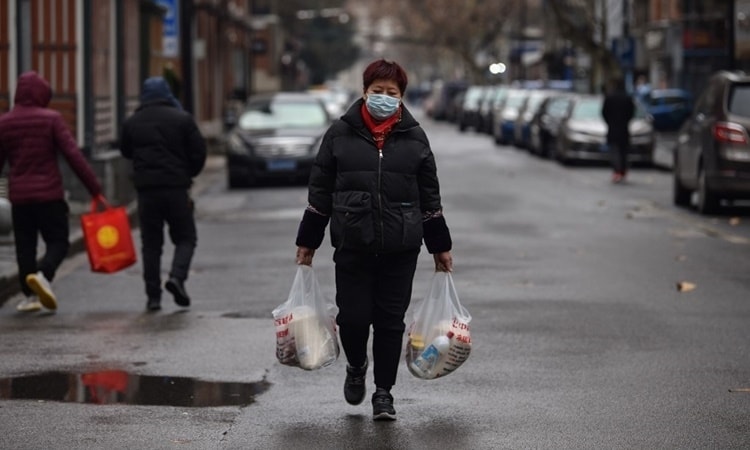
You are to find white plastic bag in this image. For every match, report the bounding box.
[272,265,340,370]
[405,271,472,380]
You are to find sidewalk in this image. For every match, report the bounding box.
[0,154,225,306]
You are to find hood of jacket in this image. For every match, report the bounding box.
[140,76,181,108]
[13,71,52,107]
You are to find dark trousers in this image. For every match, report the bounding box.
[333,248,420,391]
[610,141,630,174]
[137,189,196,300]
[11,200,70,296]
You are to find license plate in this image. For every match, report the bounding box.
[267,159,296,171]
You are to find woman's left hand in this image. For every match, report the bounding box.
[433,251,453,272]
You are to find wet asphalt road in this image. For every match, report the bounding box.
[1,110,750,449]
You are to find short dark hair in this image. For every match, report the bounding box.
[362,59,408,94]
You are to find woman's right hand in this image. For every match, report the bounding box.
[296,246,315,266]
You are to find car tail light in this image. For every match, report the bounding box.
[713,122,748,144]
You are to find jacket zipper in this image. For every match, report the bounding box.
[377,147,384,248]
[351,123,418,250]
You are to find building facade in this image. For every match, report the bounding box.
[0,0,282,205]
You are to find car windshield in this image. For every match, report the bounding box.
[571,99,602,119]
[504,93,526,108]
[728,84,750,117]
[526,94,545,111]
[238,100,328,130]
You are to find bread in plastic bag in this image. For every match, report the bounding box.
[272,265,340,370]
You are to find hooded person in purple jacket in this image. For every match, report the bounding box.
[0,71,103,312]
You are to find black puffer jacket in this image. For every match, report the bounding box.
[297,99,451,254]
[120,80,206,190]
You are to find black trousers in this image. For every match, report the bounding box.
[333,248,420,391]
[137,189,197,300]
[11,200,70,296]
[610,141,630,174]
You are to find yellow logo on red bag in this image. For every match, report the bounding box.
[96,225,119,249]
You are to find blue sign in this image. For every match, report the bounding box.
[612,37,634,69]
[156,0,179,57]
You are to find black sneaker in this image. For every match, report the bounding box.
[344,358,368,405]
[372,388,396,421]
[146,298,161,311]
[165,278,190,307]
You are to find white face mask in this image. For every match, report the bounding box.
[365,94,400,119]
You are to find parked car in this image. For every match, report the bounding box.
[477,86,505,134]
[492,88,528,146]
[528,93,574,158]
[458,85,488,132]
[513,89,552,149]
[307,85,354,119]
[426,80,468,121]
[554,94,654,165]
[640,88,693,132]
[225,92,331,188]
[673,71,750,214]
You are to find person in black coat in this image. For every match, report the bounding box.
[602,78,635,183]
[120,76,207,311]
[295,59,453,421]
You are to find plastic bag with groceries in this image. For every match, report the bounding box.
[405,271,472,380]
[272,265,340,370]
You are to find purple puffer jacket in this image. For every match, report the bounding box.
[0,71,101,205]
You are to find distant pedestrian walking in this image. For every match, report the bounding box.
[120,77,207,311]
[602,78,635,183]
[0,71,103,312]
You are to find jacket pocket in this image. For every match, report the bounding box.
[392,201,423,249]
[331,191,374,249]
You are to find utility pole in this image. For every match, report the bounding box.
[622,0,631,89]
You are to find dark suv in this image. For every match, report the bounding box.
[673,71,750,214]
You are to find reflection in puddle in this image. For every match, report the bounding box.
[0,370,269,407]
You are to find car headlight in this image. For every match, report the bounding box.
[630,130,653,144]
[565,130,600,143]
[226,134,248,155]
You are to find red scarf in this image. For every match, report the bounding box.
[360,102,402,150]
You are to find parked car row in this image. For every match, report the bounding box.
[222,73,750,216]
[448,83,657,167]
[445,75,750,215]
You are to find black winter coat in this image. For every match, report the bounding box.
[120,100,207,190]
[602,92,635,146]
[302,99,448,254]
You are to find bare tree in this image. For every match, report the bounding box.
[547,0,622,91]
[367,0,522,83]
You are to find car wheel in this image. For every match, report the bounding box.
[540,135,550,158]
[673,170,691,208]
[554,140,569,165]
[696,165,719,214]
[227,171,246,189]
[493,129,504,146]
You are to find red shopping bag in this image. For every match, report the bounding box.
[80,197,136,273]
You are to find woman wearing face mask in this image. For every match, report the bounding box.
[295,59,453,421]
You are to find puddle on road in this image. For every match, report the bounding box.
[0,370,270,407]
